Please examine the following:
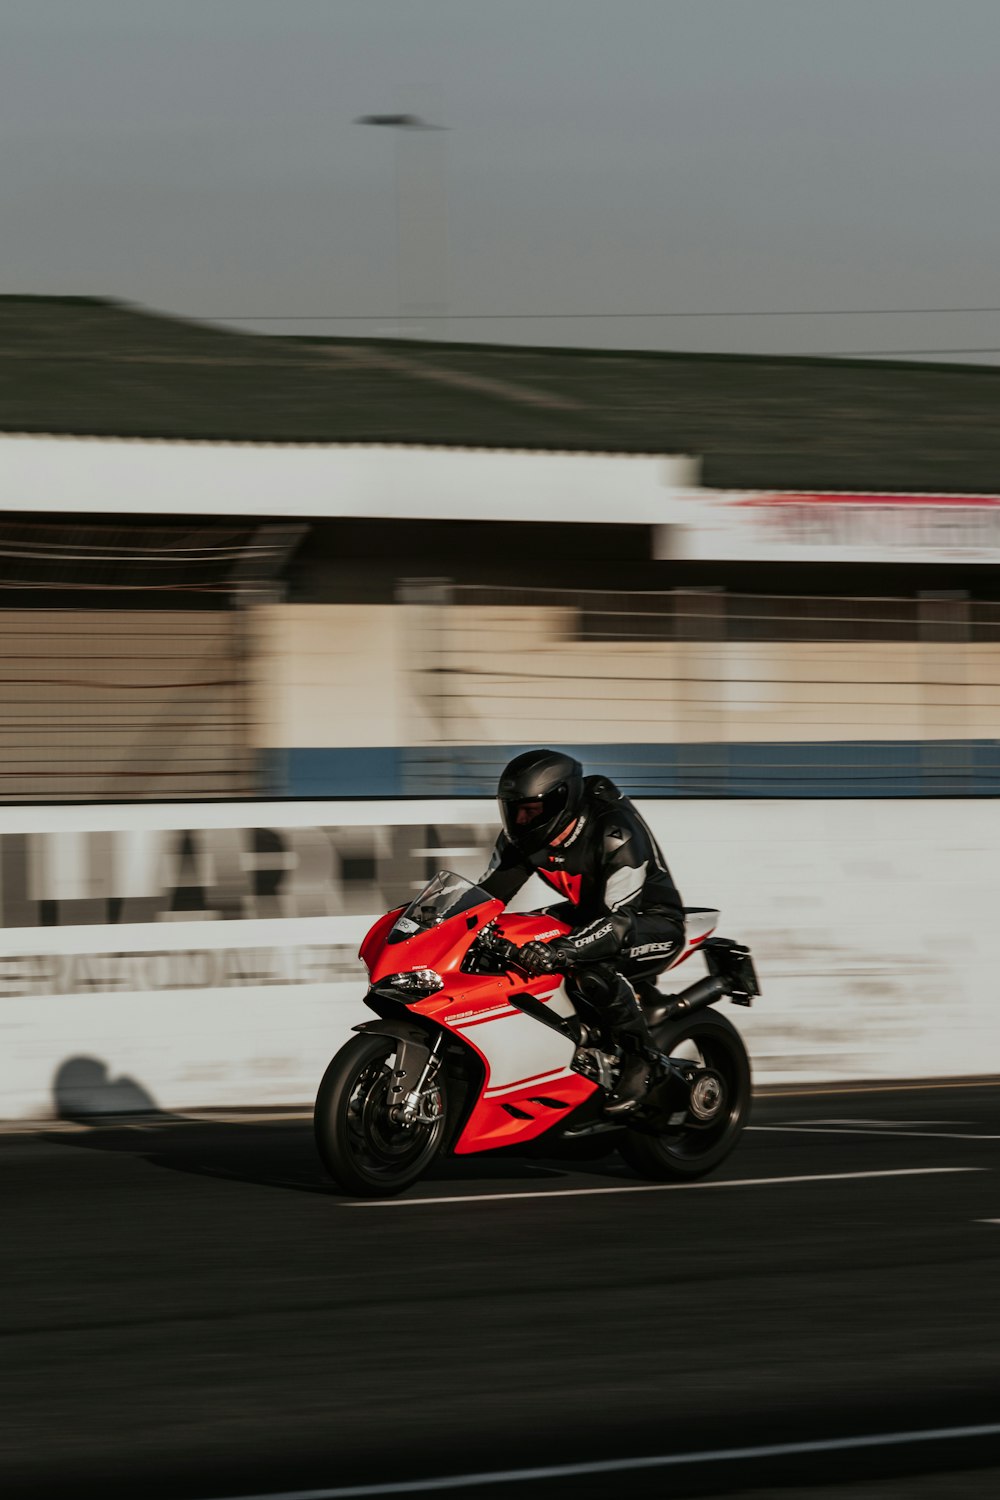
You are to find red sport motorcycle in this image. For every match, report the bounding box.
[314,871,759,1196]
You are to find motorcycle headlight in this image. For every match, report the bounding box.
[374,968,444,1001]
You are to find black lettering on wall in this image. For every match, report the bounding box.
[248,828,289,920]
[0,821,497,931]
[1,836,35,929]
[169,831,207,914]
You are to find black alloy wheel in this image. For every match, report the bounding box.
[314,1033,447,1197]
[618,1010,751,1181]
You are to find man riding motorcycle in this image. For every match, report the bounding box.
[481,748,686,1114]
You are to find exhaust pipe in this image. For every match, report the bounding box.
[657,974,730,1025]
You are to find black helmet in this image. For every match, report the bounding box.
[497,748,584,855]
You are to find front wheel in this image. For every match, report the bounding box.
[314,1033,447,1197]
[618,1010,750,1181]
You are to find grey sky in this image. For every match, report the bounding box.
[3,0,1000,359]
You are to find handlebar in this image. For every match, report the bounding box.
[478,927,518,962]
[477,925,532,977]
[476,924,576,980]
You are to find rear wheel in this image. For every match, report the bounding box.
[314,1033,446,1197]
[618,1010,750,1181]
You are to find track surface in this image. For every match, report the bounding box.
[3,1082,1000,1499]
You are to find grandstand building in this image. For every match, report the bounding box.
[1,295,998,803]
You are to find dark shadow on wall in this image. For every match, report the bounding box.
[53,1056,162,1122]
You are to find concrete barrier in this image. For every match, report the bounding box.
[1,798,997,1118]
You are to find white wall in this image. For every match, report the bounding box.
[1,798,998,1119]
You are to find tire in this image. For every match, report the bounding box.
[618,1010,751,1182]
[314,1033,447,1197]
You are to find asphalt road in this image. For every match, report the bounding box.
[3,1081,1000,1500]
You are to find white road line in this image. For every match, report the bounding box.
[750,1124,1000,1141]
[976,1219,1000,1224]
[192,1419,1000,1499]
[346,1165,980,1208]
[797,1119,969,1127]
[755,1078,1000,1098]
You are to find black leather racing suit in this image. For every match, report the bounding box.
[480,776,686,1027]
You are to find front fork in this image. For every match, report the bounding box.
[387,1032,445,1128]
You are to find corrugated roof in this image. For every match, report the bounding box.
[2,296,1000,491]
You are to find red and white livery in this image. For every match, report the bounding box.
[314,871,758,1196]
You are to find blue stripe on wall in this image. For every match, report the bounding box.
[260,748,406,799]
[262,741,1000,799]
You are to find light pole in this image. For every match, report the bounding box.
[356,114,449,341]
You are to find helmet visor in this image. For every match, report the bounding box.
[501,782,570,844]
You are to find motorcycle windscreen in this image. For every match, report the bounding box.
[387,870,492,944]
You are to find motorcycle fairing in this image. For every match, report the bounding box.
[432,977,596,1153]
[356,878,725,1157]
[359,907,403,972]
[365,895,504,984]
[361,892,599,1153]
[411,967,599,1153]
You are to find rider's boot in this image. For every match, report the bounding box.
[604,1047,653,1117]
[602,975,661,1117]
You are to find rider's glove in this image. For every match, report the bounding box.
[518,938,575,976]
[517,940,563,975]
